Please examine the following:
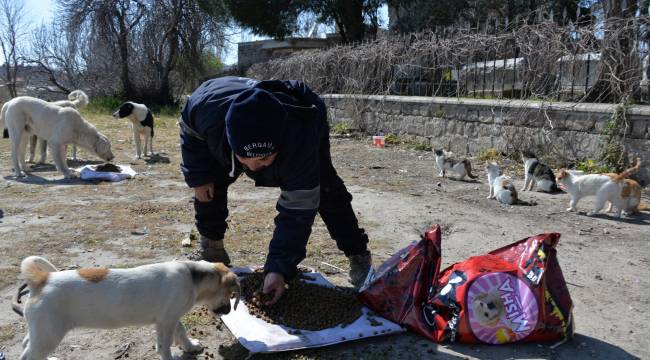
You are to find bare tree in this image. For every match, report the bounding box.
[59,0,146,99]
[27,0,228,104]
[0,0,28,98]
[135,0,227,103]
[28,22,80,94]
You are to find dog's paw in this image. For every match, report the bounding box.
[566,207,575,212]
[182,338,203,353]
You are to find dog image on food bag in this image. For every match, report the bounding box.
[471,290,505,327]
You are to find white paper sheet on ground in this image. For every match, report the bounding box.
[75,164,137,182]
[221,267,405,354]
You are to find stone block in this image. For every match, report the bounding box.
[631,119,648,139]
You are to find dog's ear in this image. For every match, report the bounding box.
[222,273,241,310]
[211,263,240,310]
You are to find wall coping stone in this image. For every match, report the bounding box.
[322,94,650,118]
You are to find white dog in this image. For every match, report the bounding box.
[16,256,240,360]
[1,96,114,179]
[113,101,155,159]
[28,90,90,164]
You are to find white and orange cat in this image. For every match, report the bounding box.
[485,162,518,205]
[556,158,641,217]
[603,177,645,215]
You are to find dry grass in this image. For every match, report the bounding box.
[0,323,17,343]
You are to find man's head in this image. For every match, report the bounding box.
[225,88,286,170]
[235,153,278,172]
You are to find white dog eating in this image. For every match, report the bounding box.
[16,256,240,360]
[1,96,114,178]
[28,90,91,164]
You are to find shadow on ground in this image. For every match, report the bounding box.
[214,332,640,360]
[3,174,100,185]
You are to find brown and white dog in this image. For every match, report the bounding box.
[16,256,240,360]
[113,102,155,159]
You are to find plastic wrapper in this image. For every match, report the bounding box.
[358,225,442,336]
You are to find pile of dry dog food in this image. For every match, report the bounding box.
[240,271,362,330]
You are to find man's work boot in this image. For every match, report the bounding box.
[348,252,372,289]
[187,235,231,266]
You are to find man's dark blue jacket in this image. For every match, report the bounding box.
[180,76,328,280]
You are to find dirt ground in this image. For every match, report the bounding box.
[0,110,648,360]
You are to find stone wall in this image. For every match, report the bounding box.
[322,94,650,185]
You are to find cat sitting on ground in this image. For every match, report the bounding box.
[434,149,478,180]
[521,151,559,193]
[485,161,518,205]
[556,158,641,217]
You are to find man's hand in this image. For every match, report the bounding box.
[262,272,285,306]
[194,183,214,202]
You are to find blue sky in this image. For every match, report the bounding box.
[24,0,54,25]
[13,0,387,65]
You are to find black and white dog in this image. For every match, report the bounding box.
[113,102,155,159]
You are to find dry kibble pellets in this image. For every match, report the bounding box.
[240,272,362,330]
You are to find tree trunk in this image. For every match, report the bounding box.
[117,23,135,99]
[337,0,364,43]
[151,0,182,105]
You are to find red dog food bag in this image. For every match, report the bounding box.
[359,225,442,334]
[427,232,574,344]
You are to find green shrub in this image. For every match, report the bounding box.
[576,158,613,174]
[384,133,401,145]
[477,148,502,161]
[331,122,351,135]
[86,96,123,114]
[85,95,181,117]
[408,139,432,151]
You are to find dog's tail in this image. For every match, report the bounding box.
[21,256,58,290]
[14,256,58,317]
[1,102,8,138]
[463,160,478,179]
[612,158,641,182]
[68,90,89,109]
[639,203,650,212]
